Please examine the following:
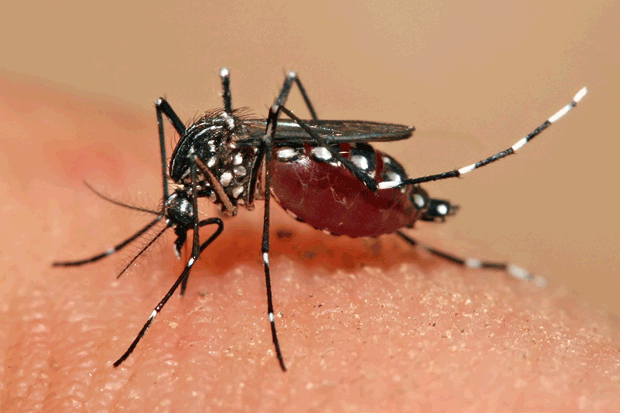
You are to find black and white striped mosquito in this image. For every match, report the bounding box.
[54,68,587,371]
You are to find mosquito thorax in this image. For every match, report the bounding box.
[169,109,259,211]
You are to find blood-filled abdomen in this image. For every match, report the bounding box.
[270,143,423,238]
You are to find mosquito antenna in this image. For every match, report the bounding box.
[116,224,170,279]
[82,181,160,215]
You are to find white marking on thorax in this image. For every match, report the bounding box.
[219,171,233,187]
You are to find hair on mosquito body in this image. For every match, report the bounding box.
[54,68,587,371]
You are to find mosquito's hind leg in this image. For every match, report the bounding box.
[274,71,318,120]
[396,231,547,287]
[53,216,163,267]
[381,87,588,189]
[218,68,318,120]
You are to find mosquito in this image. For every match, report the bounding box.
[54,68,587,371]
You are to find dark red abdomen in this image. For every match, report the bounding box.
[270,144,421,238]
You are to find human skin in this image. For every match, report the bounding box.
[1,77,619,412]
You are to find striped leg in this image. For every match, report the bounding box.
[274,71,318,120]
[53,97,187,268]
[52,216,163,267]
[220,68,233,115]
[260,104,287,371]
[379,87,588,189]
[52,182,164,268]
[218,68,318,120]
[113,160,224,367]
[396,231,547,287]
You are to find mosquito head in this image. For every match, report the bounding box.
[165,189,195,227]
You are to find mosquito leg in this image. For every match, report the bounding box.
[112,218,222,367]
[219,68,234,115]
[155,98,186,136]
[396,231,547,287]
[274,71,318,120]
[379,87,588,189]
[113,160,224,367]
[179,155,226,296]
[242,78,315,206]
[246,130,267,208]
[179,217,224,297]
[155,98,186,201]
[193,156,237,215]
[53,98,183,267]
[53,216,163,266]
[259,104,287,371]
[181,157,203,295]
[218,68,318,120]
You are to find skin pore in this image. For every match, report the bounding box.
[1,76,619,412]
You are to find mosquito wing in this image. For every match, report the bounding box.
[238,119,414,146]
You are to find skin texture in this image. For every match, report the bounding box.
[1,77,619,412]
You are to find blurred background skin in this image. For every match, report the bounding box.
[1,0,618,315]
[1,1,619,410]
